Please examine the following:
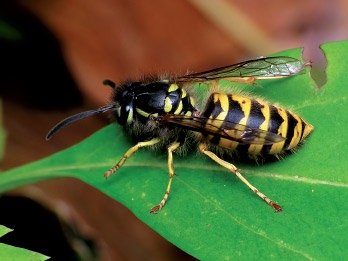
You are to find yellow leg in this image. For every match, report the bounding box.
[150,141,181,213]
[199,142,282,212]
[104,138,161,178]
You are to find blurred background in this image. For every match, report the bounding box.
[0,0,347,260]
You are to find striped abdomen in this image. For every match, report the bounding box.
[201,93,314,156]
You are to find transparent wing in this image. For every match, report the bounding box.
[157,114,285,145]
[177,56,308,82]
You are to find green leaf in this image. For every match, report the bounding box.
[0,100,5,160]
[0,225,49,261]
[1,40,348,260]
[0,225,13,238]
[0,19,22,41]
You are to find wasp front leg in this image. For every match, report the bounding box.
[150,141,181,213]
[104,138,161,178]
[199,142,282,212]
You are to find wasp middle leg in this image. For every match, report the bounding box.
[150,141,181,213]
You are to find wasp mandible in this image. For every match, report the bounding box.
[47,56,313,213]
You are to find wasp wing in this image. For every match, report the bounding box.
[159,115,285,145]
[177,56,308,82]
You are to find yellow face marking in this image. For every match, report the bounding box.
[127,109,134,125]
[116,107,122,118]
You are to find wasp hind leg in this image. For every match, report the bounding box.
[104,138,161,178]
[150,141,181,213]
[199,142,282,212]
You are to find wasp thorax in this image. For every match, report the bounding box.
[113,80,197,127]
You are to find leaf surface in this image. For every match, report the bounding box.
[0,225,49,261]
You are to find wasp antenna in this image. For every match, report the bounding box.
[46,104,116,140]
[103,79,117,88]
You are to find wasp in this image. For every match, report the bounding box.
[47,56,313,213]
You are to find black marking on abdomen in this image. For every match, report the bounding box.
[225,95,245,126]
[246,99,266,129]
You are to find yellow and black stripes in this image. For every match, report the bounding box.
[118,81,196,125]
[163,84,195,116]
[201,93,313,156]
